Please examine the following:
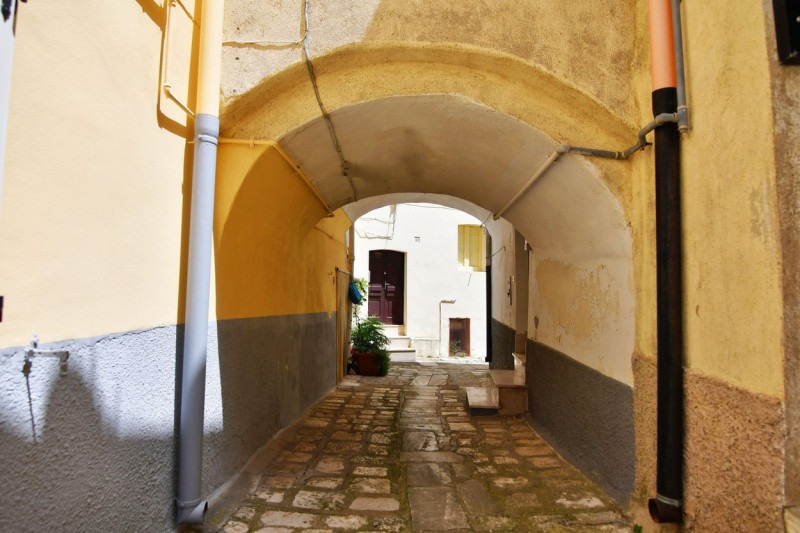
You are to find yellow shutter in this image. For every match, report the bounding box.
[458,225,467,267]
[471,226,485,271]
[458,225,485,271]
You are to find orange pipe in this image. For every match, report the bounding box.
[648,0,677,90]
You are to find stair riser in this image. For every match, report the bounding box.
[388,337,411,349]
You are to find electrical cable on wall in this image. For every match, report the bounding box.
[490,245,506,259]
[354,205,397,240]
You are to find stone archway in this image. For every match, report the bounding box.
[216,46,639,501]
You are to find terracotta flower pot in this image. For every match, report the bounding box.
[352,351,379,376]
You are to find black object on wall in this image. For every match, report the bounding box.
[648,86,684,524]
[773,0,800,64]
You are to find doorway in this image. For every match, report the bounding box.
[368,250,405,325]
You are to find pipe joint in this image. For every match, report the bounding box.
[648,494,682,523]
[194,113,220,140]
[654,112,678,126]
[196,134,218,146]
[177,498,208,525]
[676,106,689,133]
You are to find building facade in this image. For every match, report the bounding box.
[353,203,488,360]
[0,1,798,531]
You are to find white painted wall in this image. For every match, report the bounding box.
[353,203,486,358]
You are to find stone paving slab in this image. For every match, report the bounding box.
[408,487,469,530]
[214,362,632,533]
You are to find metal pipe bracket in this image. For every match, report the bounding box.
[22,335,69,376]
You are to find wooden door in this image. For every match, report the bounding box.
[368,250,405,324]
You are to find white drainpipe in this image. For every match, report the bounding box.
[176,0,223,525]
[0,0,21,217]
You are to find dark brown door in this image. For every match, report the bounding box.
[368,250,404,324]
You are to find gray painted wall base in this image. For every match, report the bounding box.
[490,318,515,370]
[0,312,336,532]
[526,339,635,504]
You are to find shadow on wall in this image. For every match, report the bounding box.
[0,345,177,531]
[210,144,341,499]
[0,323,326,531]
[213,314,337,480]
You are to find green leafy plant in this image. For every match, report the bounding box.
[351,316,391,376]
[352,277,368,316]
[352,316,389,353]
[633,525,643,533]
[449,339,467,357]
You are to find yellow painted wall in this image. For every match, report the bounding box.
[0,1,195,347]
[679,0,784,398]
[0,1,353,350]
[222,0,639,124]
[214,143,350,320]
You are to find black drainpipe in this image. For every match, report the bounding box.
[485,232,493,364]
[648,86,684,523]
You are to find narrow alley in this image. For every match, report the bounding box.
[211,362,631,532]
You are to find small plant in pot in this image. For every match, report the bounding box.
[350,316,391,377]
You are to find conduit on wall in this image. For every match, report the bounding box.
[217,137,334,216]
[176,0,223,525]
[648,0,684,524]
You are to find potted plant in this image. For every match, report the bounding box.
[350,316,391,376]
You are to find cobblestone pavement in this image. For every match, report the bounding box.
[216,362,632,532]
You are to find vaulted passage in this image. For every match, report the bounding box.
[217,74,637,502]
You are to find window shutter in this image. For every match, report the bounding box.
[458,225,467,266]
[458,225,486,271]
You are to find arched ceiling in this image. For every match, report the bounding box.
[279,94,631,262]
[281,95,554,211]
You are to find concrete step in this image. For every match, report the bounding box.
[465,386,500,416]
[387,336,412,350]
[389,348,416,363]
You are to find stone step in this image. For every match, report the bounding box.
[489,369,528,416]
[382,324,404,336]
[512,352,527,382]
[489,369,526,388]
[465,386,500,416]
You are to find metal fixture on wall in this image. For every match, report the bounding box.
[2,0,25,24]
[772,0,800,64]
[493,0,689,221]
[22,335,70,376]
